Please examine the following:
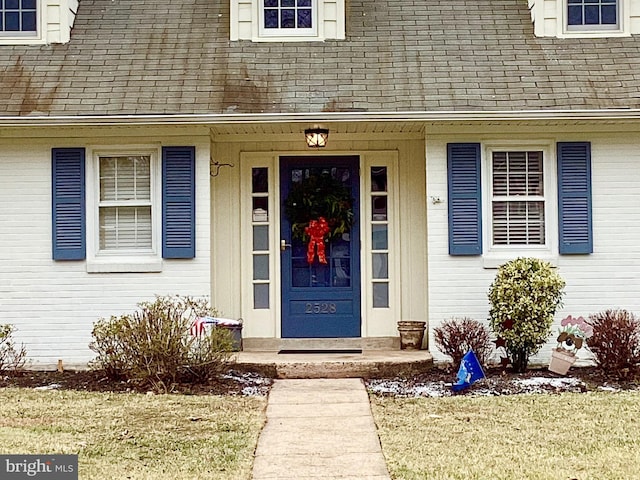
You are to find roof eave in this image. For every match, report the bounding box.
[2,109,640,127]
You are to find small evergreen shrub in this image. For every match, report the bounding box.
[586,309,640,373]
[433,317,494,368]
[89,295,233,391]
[0,324,27,372]
[488,258,565,373]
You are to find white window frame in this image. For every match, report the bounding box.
[559,0,629,37]
[362,151,400,337]
[86,146,163,273]
[240,153,279,338]
[0,0,43,45]
[482,141,558,268]
[258,0,318,38]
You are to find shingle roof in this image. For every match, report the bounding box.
[1,0,640,116]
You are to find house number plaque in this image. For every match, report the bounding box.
[304,302,337,314]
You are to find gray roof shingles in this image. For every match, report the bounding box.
[1,0,640,116]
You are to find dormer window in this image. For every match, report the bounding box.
[231,0,344,42]
[567,0,618,30]
[261,0,315,37]
[1,0,37,34]
[530,0,630,38]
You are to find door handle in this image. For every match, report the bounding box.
[280,239,292,251]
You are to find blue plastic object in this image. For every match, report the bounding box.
[452,350,485,392]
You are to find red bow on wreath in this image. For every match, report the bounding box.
[305,217,330,264]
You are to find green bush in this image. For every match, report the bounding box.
[586,309,640,374]
[488,258,565,372]
[433,317,494,368]
[89,295,234,391]
[0,324,27,373]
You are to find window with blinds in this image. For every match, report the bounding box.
[491,151,545,246]
[98,155,153,251]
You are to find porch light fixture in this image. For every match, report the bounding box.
[304,128,329,148]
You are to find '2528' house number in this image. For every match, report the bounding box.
[305,302,337,314]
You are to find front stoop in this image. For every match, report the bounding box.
[232,350,433,379]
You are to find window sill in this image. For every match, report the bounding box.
[559,29,629,38]
[0,35,46,45]
[251,35,324,42]
[482,252,558,269]
[87,257,163,273]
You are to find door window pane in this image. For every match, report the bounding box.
[371,167,387,192]
[372,253,388,279]
[372,225,388,250]
[254,284,269,309]
[253,225,269,251]
[372,196,387,221]
[373,283,389,308]
[252,167,268,193]
[253,254,269,280]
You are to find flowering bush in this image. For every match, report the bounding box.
[556,315,593,353]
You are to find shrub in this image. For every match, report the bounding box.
[488,258,565,373]
[0,324,27,373]
[89,295,234,391]
[433,317,494,368]
[586,309,640,373]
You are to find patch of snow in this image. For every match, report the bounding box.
[410,383,451,398]
[514,376,583,388]
[598,385,620,392]
[222,370,272,396]
[367,380,452,398]
[367,375,589,398]
[34,383,61,391]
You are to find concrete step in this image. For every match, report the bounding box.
[232,350,433,379]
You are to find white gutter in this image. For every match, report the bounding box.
[1,109,640,127]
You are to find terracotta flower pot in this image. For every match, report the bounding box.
[397,321,426,350]
[548,348,577,375]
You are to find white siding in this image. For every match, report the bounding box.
[0,130,211,368]
[426,127,640,364]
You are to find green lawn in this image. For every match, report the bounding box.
[0,388,266,480]
[371,391,640,480]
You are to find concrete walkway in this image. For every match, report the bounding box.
[252,378,391,480]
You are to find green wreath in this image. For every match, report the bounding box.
[284,173,354,242]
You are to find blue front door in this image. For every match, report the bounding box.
[280,156,361,338]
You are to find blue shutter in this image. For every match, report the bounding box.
[557,142,593,254]
[162,146,196,258]
[52,148,86,260]
[447,143,482,255]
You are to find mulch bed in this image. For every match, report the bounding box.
[366,365,640,397]
[0,369,272,396]
[2,365,639,397]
